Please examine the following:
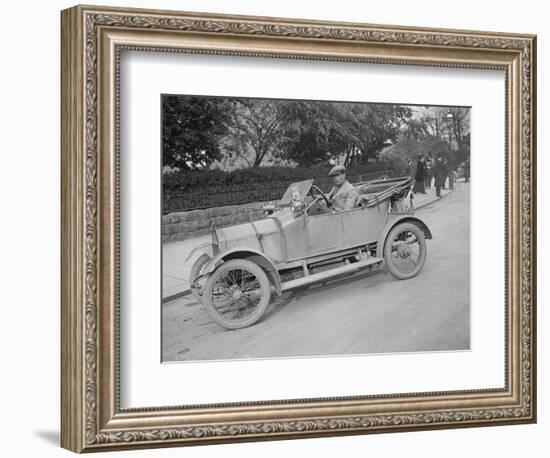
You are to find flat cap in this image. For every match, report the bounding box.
[328,165,346,176]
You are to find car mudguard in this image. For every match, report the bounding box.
[184,241,214,264]
[202,247,282,296]
[375,215,433,259]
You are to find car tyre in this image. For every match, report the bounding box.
[384,222,427,280]
[203,259,271,330]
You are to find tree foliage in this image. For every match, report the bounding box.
[162,96,233,169]
[162,95,468,171]
[224,99,289,167]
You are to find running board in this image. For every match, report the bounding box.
[281,257,383,292]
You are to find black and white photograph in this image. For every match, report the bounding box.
[161,94,471,363]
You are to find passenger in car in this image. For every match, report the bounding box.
[327,165,358,212]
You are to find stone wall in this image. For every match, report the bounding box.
[162,201,269,243]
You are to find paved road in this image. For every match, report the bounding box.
[162,183,470,362]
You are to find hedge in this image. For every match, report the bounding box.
[162,163,396,213]
[163,163,393,194]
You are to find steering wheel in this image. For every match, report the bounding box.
[309,184,331,207]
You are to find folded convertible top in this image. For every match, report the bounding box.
[356,176,413,208]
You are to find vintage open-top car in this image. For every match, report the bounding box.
[186,176,432,329]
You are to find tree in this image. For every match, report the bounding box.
[162,96,233,170]
[277,101,345,166]
[379,137,450,175]
[223,99,289,167]
[380,106,471,172]
[278,101,412,167]
[415,107,447,139]
[338,103,412,165]
[442,107,470,168]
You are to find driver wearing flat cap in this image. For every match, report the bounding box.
[327,165,358,212]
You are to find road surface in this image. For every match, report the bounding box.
[162,183,470,362]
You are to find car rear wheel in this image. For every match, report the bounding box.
[384,222,427,280]
[203,259,271,330]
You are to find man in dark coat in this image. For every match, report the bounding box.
[434,154,448,197]
[413,155,426,194]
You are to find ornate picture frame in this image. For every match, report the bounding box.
[61,4,536,453]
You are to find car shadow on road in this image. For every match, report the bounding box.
[261,266,386,323]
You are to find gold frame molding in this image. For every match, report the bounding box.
[61,4,537,453]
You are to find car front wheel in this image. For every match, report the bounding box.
[384,222,427,280]
[203,259,271,330]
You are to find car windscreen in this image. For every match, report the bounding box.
[279,179,314,206]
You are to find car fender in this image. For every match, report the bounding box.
[203,248,282,296]
[376,215,433,258]
[184,241,214,264]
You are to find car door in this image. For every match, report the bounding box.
[341,203,389,247]
[306,211,344,254]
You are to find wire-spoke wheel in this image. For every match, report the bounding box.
[203,259,271,329]
[384,222,427,280]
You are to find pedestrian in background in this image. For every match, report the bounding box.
[413,155,426,194]
[405,159,414,180]
[424,153,434,190]
[434,153,447,197]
